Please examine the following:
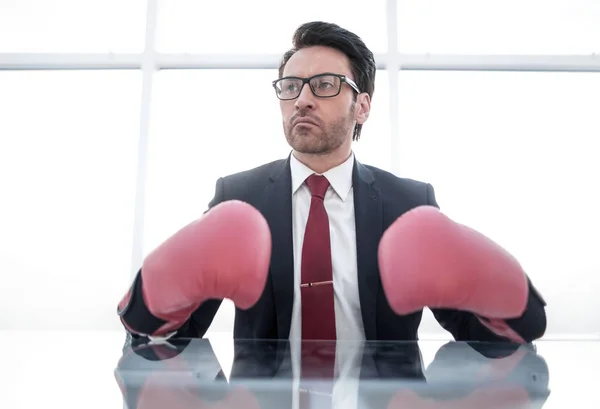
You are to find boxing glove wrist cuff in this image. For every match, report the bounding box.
[502,277,547,342]
[118,270,167,336]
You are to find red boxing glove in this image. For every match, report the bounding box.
[378,206,528,342]
[118,200,272,336]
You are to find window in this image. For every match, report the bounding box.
[0,0,146,52]
[1,1,598,338]
[156,0,387,53]
[398,0,600,54]
[0,70,142,329]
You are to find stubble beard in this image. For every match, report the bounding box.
[284,107,356,156]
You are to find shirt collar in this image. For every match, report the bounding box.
[290,151,354,202]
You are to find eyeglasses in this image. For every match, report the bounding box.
[272,73,361,100]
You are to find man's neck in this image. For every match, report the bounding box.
[293,148,352,175]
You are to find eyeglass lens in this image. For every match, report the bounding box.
[275,75,342,99]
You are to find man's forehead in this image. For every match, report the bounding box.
[283,46,352,78]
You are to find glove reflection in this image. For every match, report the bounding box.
[114,338,550,409]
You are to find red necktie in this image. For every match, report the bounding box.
[300,175,336,408]
[301,174,336,341]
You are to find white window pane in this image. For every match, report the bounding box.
[0,71,141,330]
[156,0,387,53]
[145,69,287,258]
[145,69,389,333]
[397,71,600,337]
[0,0,146,52]
[398,0,600,54]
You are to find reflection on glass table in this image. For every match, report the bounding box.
[115,338,551,409]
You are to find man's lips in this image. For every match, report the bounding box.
[293,118,319,127]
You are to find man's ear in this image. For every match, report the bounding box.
[355,93,371,125]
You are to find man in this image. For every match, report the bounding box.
[117,21,547,346]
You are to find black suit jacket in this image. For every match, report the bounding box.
[124,155,547,343]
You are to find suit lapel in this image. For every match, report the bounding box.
[262,157,295,339]
[353,160,382,341]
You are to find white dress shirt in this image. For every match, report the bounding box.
[288,152,365,409]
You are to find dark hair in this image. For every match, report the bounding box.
[278,21,376,141]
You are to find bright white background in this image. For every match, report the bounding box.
[0,0,599,342]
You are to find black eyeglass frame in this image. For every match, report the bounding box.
[272,72,362,100]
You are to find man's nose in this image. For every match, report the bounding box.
[295,83,316,110]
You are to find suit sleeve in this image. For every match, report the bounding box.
[119,178,227,341]
[425,183,548,343]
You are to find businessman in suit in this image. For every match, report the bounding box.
[117,21,547,347]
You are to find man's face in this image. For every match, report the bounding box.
[279,46,368,155]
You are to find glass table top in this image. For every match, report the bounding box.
[2,331,598,408]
